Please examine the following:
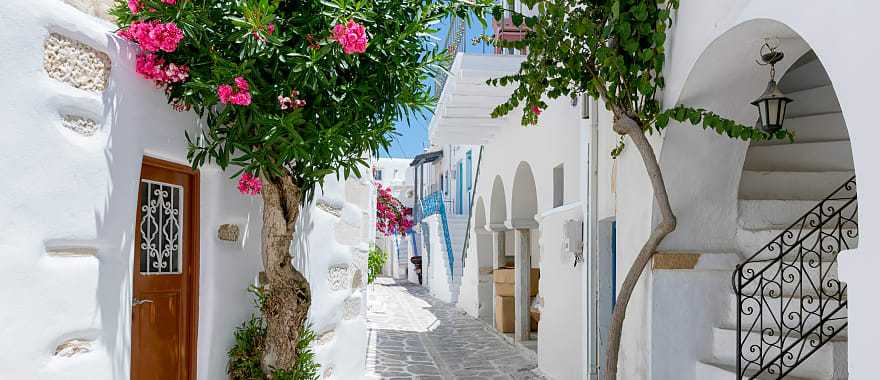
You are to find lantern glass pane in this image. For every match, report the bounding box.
[779,101,787,127]
[767,99,779,127]
[758,101,769,128]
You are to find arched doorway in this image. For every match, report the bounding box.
[657,19,858,378]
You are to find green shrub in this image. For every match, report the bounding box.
[367,246,387,284]
[228,286,320,380]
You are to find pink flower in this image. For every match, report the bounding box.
[127,0,141,13]
[278,95,292,110]
[531,105,542,116]
[162,0,177,4]
[217,84,234,103]
[267,23,275,35]
[135,53,189,85]
[237,173,263,195]
[234,77,249,91]
[230,92,252,106]
[332,20,368,55]
[122,21,184,53]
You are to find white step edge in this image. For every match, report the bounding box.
[738,171,855,201]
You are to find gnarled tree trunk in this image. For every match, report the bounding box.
[604,114,677,380]
[260,174,312,373]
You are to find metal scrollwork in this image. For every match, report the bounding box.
[733,176,856,379]
[139,180,183,274]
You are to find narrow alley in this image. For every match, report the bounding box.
[366,278,545,379]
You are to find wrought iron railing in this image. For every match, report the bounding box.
[435,16,467,95]
[420,191,455,280]
[461,146,484,264]
[733,176,857,379]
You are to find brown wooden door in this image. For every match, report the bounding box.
[132,157,199,380]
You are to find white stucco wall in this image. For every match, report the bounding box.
[0,1,262,379]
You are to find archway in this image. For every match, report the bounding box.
[489,175,507,227]
[473,197,494,324]
[656,19,858,378]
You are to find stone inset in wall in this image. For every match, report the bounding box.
[61,115,99,136]
[317,330,336,346]
[46,246,98,257]
[54,339,93,357]
[350,269,364,289]
[323,366,333,379]
[61,0,117,22]
[316,199,343,217]
[44,33,111,92]
[327,264,350,291]
[342,296,361,320]
[217,224,240,242]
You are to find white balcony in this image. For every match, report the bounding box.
[428,53,525,145]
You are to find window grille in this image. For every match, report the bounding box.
[139,179,183,274]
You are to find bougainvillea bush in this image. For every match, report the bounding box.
[375,183,413,236]
[110,0,492,375]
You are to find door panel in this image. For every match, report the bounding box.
[132,157,199,380]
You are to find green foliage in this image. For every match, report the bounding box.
[367,245,387,284]
[486,0,791,147]
[227,286,320,380]
[111,0,493,192]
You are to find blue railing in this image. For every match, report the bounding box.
[419,191,455,280]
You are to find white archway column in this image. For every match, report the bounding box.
[488,223,509,331]
[508,219,539,342]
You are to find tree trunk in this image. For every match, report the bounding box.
[604,114,677,380]
[260,174,312,374]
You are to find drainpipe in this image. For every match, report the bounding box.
[586,98,600,380]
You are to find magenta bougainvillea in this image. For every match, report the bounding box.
[376,183,413,236]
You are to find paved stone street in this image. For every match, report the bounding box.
[365,278,545,379]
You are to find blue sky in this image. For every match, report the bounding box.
[380,17,493,158]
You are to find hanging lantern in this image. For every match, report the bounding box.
[751,42,792,134]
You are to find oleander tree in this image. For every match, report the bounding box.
[376,183,413,236]
[486,1,792,378]
[111,0,491,375]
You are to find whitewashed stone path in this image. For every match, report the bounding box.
[366,278,546,379]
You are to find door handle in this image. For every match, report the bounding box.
[133,298,154,306]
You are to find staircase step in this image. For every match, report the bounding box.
[711,327,835,380]
[696,361,813,380]
[738,171,855,201]
[737,198,856,229]
[779,56,830,93]
[752,113,848,146]
[744,141,854,172]
[722,294,848,339]
[786,85,841,118]
[736,227,858,260]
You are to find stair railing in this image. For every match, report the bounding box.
[461,146,484,264]
[733,176,857,379]
[421,191,456,280]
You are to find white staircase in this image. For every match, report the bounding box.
[698,51,854,379]
[445,214,469,280]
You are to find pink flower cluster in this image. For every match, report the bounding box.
[376,183,414,236]
[278,89,306,110]
[217,77,252,106]
[119,20,184,53]
[252,23,276,41]
[136,53,189,84]
[237,172,263,195]
[128,0,176,13]
[332,20,368,55]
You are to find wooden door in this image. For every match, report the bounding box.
[132,157,199,380]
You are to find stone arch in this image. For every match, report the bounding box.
[489,175,507,227]
[510,161,538,227]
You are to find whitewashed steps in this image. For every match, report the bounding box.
[786,85,841,118]
[735,227,858,259]
[711,327,837,380]
[739,171,855,201]
[744,141,854,172]
[696,361,814,380]
[738,198,856,229]
[779,57,830,93]
[721,294,848,339]
[752,113,848,146]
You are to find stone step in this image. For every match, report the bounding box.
[711,327,836,380]
[735,227,858,260]
[721,293,848,339]
[695,361,813,380]
[737,198,856,229]
[744,140,854,172]
[786,85,841,118]
[752,113,848,146]
[738,171,855,201]
[779,55,830,93]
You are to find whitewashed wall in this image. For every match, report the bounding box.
[0,1,262,379]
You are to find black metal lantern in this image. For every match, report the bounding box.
[752,43,792,134]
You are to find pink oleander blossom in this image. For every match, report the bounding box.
[237,173,262,195]
[127,0,141,13]
[530,105,542,116]
[332,20,368,55]
[278,89,306,110]
[217,77,252,106]
[135,53,189,84]
[121,21,184,53]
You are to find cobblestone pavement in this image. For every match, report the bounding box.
[365,278,546,379]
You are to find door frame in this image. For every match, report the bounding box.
[133,155,201,380]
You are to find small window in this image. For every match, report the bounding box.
[375,170,383,180]
[553,164,564,208]
[139,180,183,274]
